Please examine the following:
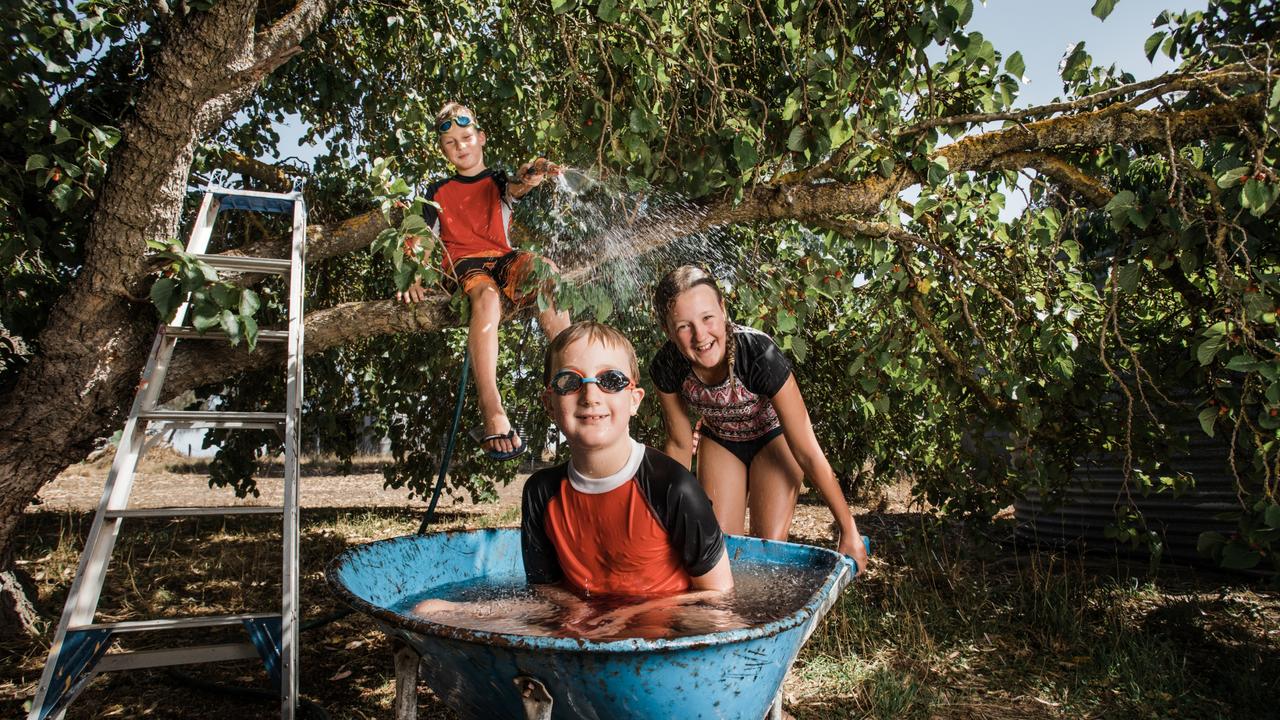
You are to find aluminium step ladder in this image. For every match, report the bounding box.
[28,187,308,720]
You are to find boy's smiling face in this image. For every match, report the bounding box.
[439,123,486,175]
[544,337,644,456]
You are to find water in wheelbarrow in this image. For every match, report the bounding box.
[390,560,830,642]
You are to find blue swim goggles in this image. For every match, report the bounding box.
[547,369,635,396]
[437,115,473,133]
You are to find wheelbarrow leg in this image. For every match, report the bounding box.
[392,640,420,720]
[514,675,554,720]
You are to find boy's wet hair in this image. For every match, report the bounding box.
[543,321,639,384]
[435,101,478,131]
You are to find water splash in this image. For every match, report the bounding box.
[517,168,742,314]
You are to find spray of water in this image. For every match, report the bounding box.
[517,168,742,314]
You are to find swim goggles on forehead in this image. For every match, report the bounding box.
[547,369,635,396]
[437,115,473,133]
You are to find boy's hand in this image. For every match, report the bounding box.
[516,158,561,188]
[397,281,427,304]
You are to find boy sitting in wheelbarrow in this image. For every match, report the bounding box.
[414,321,737,638]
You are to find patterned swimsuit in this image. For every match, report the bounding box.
[650,326,793,466]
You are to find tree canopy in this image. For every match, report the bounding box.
[2,0,1278,630]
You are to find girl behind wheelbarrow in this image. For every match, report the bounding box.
[649,265,869,571]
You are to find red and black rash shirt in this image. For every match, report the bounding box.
[522,439,726,596]
[649,326,793,442]
[421,169,515,266]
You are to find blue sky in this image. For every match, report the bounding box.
[968,0,1205,106]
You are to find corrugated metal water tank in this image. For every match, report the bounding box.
[1014,420,1254,568]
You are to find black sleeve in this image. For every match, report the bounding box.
[648,342,688,395]
[735,328,792,397]
[637,449,725,577]
[521,466,565,584]
[421,178,444,235]
[493,169,516,207]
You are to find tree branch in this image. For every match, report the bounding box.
[988,151,1112,206]
[901,63,1266,135]
[204,148,300,192]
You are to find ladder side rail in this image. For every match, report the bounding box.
[279,194,306,720]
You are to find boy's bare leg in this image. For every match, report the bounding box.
[538,304,570,341]
[467,282,518,454]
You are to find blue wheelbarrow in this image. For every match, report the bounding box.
[327,529,862,719]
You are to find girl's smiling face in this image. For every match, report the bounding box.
[666,284,729,372]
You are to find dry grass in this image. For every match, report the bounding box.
[4,469,1278,719]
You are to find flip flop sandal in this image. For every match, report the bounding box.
[468,426,528,462]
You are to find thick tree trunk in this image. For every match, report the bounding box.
[0,0,329,638]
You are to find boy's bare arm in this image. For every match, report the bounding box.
[688,548,733,592]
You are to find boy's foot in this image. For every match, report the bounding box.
[469,425,527,461]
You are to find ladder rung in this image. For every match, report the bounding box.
[74,613,279,634]
[138,410,285,429]
[192,254,292,274]
[105,506,284,519]
[95,642,261,672]
[164,327,289,342]
[210,187,298,215]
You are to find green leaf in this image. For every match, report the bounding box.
[1091,0,1118,20]
[1220,541,1262,570]
[209,283,237,308]
[220,309,240,344]
[733,138,758,171]
[1005,51,1025,81]
[1144,31,1167,61]
[595,296,613,322]
[150,277,180,321]
[786,126,809,152]
[1241,179,1275,217]
[1116,263,1141,293]
[776,310,796,333]
[596,0,621,22]
[1105,189,1136,212]
[192,306,221,332]
[401,214,428,234]
[1265,504,1280,530]
[393,261,417,292]
[1197,406,1217,437]
[927,157,950,185]
[1215,166,1248,189]
[239,288,261,316]
[25,154,48,171]
[1196,531,1225,556]
[1196,335,1225,366]
[1225,353,1260,372]
[241,314,259,350]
